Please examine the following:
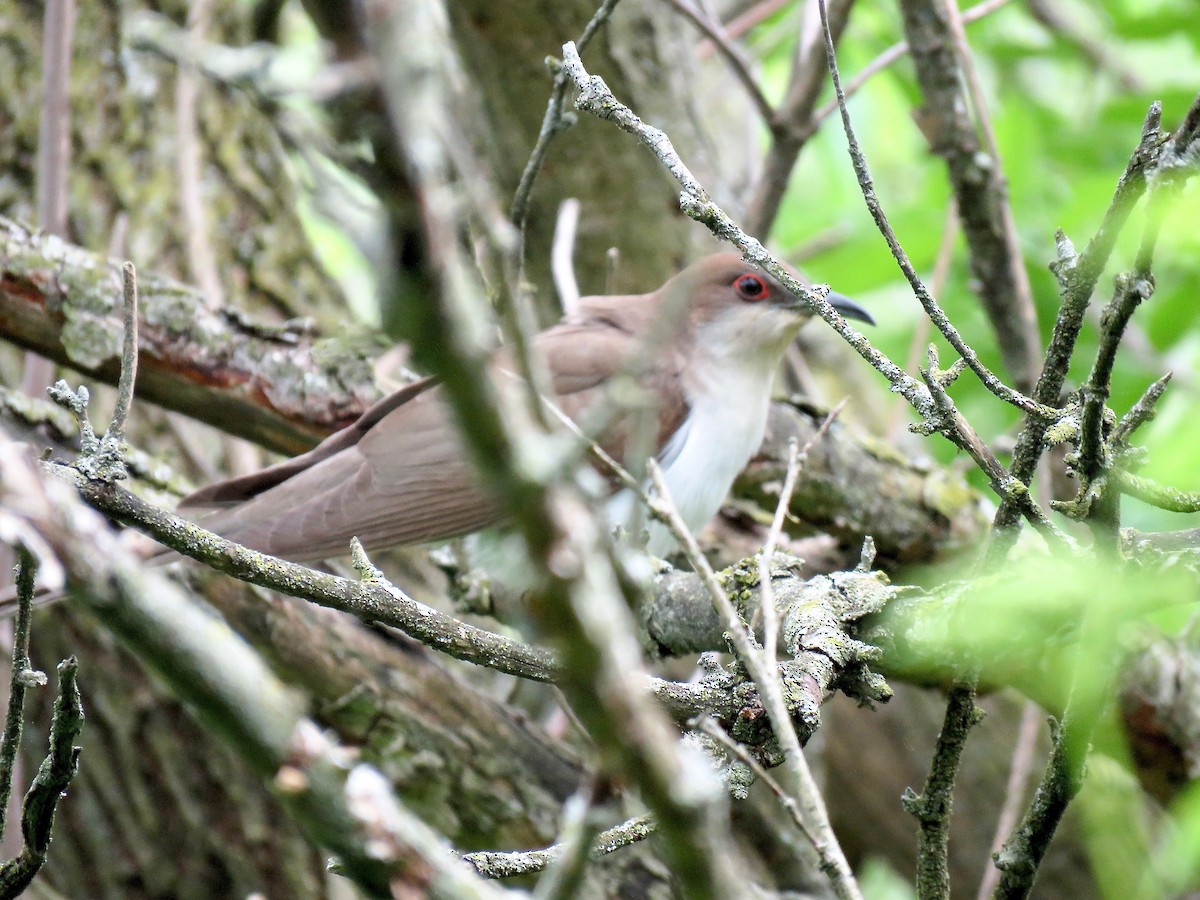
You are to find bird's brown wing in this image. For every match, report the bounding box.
[542,298,691,464]
[181,301,687,562]
[179,375,441,508]
[185,382,499,561]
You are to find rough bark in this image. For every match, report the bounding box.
[0,217,381,455]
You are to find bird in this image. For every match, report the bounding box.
[175,252,873,562]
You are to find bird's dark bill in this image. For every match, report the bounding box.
[828,291,875,326]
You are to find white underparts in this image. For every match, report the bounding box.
[612,306,803,556]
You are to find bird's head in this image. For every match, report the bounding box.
[665,252,874,363]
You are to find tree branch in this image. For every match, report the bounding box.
[0,217,382,455]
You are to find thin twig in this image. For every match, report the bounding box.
[941,0,1040,390]
[991,650,1105,899]
[551,198,582,314]
[817,0,1053,420]
[888,199,956,440]
[917,349,1070,545]
[760,401,846,667]
[977,701,1042,900]
[1075,210,1164,492]
[463,814,655,879]
[662,0,776,124]
[697,717,820,847]
[0,658,82,897]
[1114,473,1200,514]
[531,789,601,900]
[107,263,140,439]
[509,0,623,236]
[903,683,981,900]
[0,550,41,847]
[807,0,1013,136]
[987,102,1169,555]
[1110,373,1172,449]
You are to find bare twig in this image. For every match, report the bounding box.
[977,701,1042,900]
[988,102,1169,555]
[509,0,623,238]
[888,199,957,439]
[759,401,846,669]
[1114,473,1200,514]
[1110,373,1172,450]
[662,0,776,124]
[903,683,982,900]
[463,814,655,879]
[992,683,1094,898]
[551,198,582,314]
[697,717,820,847]
[0,550,42,848]
[938,0,1040,390]
[1074,212,1164,498]
[69,469,561,681]
[531,789,601,900]
[818,0,1053,419]
[0,658,83,897]
[806,0,1013,142]
[107,263,140,439]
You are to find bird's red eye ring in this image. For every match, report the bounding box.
[733,273,769,301]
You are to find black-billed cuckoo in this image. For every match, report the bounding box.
[178,253,873,561]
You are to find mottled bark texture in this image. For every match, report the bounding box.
[0,4,343,329]
[0,218,381,455]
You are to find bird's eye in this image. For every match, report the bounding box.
[733,273,769,301]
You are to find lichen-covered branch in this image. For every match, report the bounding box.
[462,814,655,880]
[0,216,382,455]
[988,103,1169,551]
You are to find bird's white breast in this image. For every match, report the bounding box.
[607,335,780,556]
[652,368,772,553]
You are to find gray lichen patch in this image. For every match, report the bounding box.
[61,307,123,369]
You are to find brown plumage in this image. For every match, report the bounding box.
[178,253,872,562]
